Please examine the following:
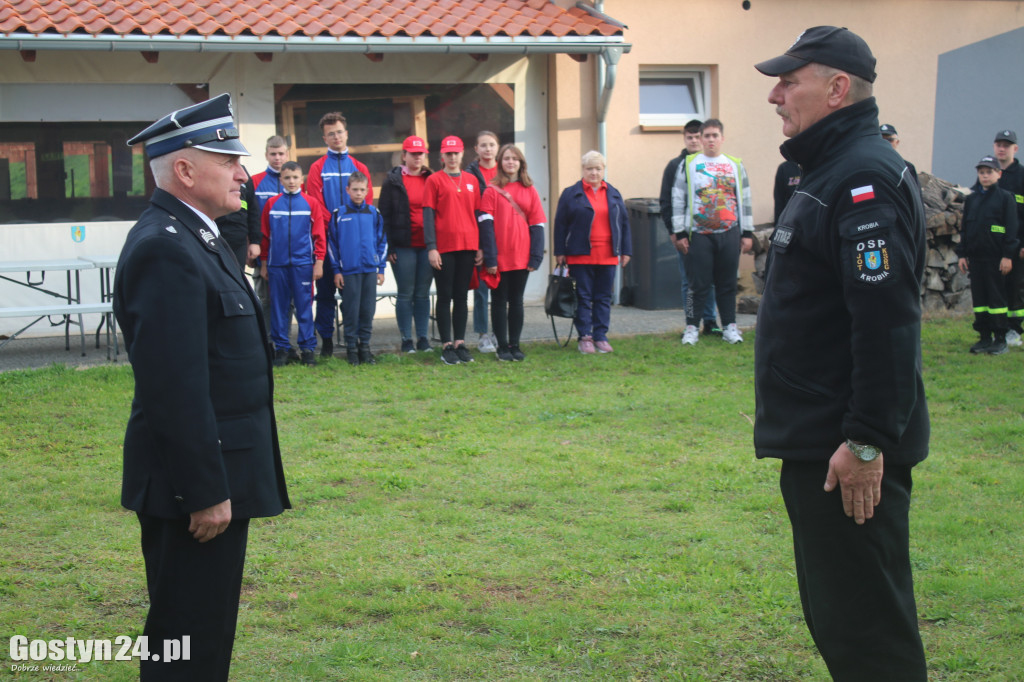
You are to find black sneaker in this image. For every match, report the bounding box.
[346,348,360,366]
[300,349,317,367]
[273,348,289,367]
[986,339,1009,355]
[969,337,993,354]
[321,337,334,358]
[496,347,514,362]
[358,343,376,365]
[455,344,474,363]
[417,337,433,352]
[510,345,525,362]
[401,338,415,354]
[441,346,461,365]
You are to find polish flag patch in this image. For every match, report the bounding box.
[851,185,875,203]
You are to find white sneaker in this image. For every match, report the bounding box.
[478,333,496,353]
[722,323,743,344]
[1006,329,1023,347]
[681,325,699,346]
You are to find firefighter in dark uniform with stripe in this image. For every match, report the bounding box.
[114,94,290,681]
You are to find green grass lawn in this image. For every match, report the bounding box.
[1,317,1021,680]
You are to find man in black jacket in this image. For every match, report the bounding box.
[755,27,929,681]
[114,94,290,681]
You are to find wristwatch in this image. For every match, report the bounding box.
[846,439,881,462]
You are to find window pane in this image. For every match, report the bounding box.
[640,79,698,115]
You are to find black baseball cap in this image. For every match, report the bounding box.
[976,155,1001,171]
[755,26,877,84]
[128,93,249,159]
[880,124,898,136]
[995,130,1018,144]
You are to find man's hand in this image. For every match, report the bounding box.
[428,249,442,270]
[247,244,261,262]
[678,237,690,255]
[334,273,344,289]
[958,257,969,274]
[188,499,231,543]
[313,261,324,281]
[824,442,883,525]
[741,236,753,254]
[671,234,687,254]
[376,273,385,286]
[999,257,1012,275]
[259,263,268,280]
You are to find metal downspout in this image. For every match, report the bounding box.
[594,2,624,300]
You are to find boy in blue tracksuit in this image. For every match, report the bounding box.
[260,162,328,366]
[328,172,388,365]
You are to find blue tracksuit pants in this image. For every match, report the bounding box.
[269,264,315,352]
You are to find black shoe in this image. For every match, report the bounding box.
[401,338,415,354]
[496,347,514,362]
[287,348,300,364]
[417,337,433,352]
[969,337,993,354]
[358,343,376,365]
[273,348,289,367]
[703,320,721,335]
[321,337,334,358]
[510,345,525,362]
[455,344,474,363]
[986,339,1008,355]
[300,349,317,366]
[441,346,461,365]
[346,348,360,366]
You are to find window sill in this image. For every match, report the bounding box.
[639,124,686,133]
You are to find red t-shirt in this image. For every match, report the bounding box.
[402,171,428,249]
[480,181,546,272]
[568,181,618,266]
[477,164,499,189]
[424,170,480,253]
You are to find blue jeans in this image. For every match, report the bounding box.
[677,249,716,324]
[570,263,616,342]
[473,283,490,335]
[392,247,433,341]
[340,272,378,348]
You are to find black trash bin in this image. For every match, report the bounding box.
[623,198,682,310]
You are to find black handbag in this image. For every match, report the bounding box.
[544,266,577,346]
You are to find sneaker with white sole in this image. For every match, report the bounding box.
[1006,329,1022,347]
[722,323,743,344]
[478,333,496,352]
[681,325,699,346]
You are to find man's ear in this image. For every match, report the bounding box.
[172,155,196,188]
[829,73,852,108]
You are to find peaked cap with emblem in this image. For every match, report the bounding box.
[128,93,250,159]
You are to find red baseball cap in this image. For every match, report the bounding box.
[403,136,427,152]
[440,136,464,153]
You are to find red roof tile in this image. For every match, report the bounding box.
[0,0,624,40]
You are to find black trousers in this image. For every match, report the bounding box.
[1006,253,1024,333]
[138,514,250,681]
[684,228,740,328]
[433,250,476,344]
[780,461,926,682]
[490,268,530,349]
[967,257,1008,335]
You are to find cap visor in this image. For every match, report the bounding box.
[191,138,251,156]
[755,54,809,77]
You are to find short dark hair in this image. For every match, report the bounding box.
[684,119,703,134]
[348,171,368,186]
[700,119,724,134]
[318,112,347,132]
[280,161,302,174]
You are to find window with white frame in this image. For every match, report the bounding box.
[638,67,711,129]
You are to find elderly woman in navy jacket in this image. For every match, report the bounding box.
[554,150,632,354]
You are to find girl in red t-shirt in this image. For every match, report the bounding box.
[479,144,545,361]
[423,135,481,365]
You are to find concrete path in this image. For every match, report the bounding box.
[0,305,757,372]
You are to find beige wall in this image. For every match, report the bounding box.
[551,0,1024,224]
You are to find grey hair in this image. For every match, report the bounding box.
[581,150,606,167]
[815,63,872,104]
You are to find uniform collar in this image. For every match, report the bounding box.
[780,97,880,173]
[179,200,220,237]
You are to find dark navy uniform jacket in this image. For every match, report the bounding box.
[114,188,291,519]
[754,98,930,465]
